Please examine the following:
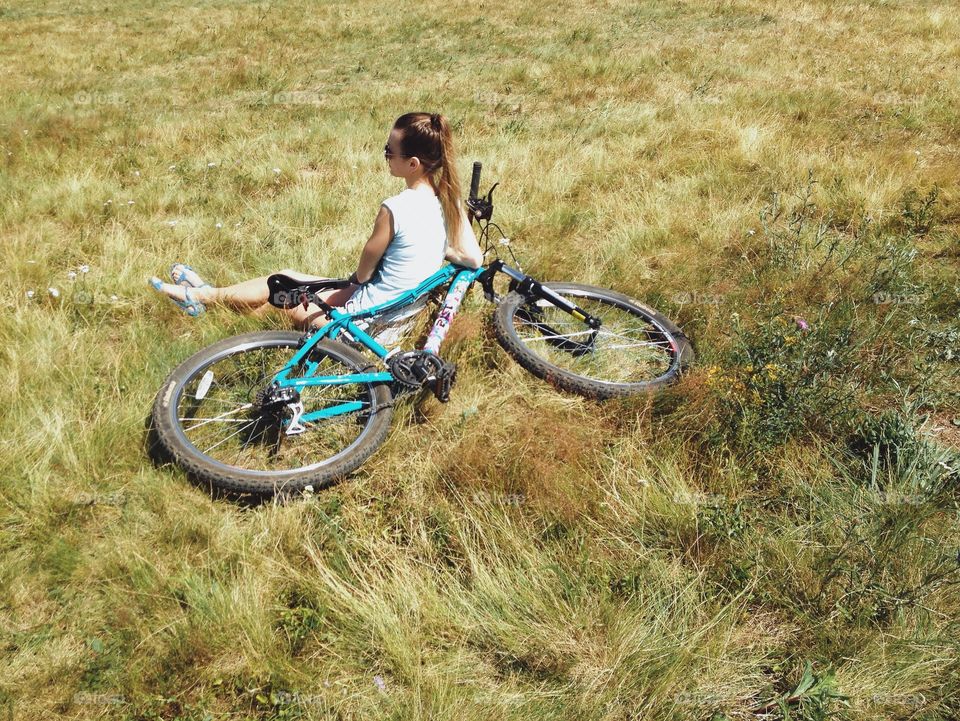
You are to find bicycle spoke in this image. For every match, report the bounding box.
[596,340,670,351]
[595,328,669,344]
[519,329,596,342]
[180,403,254,430]
[201,418,260,454]
[595,334,672,349]
[515,321,672,353]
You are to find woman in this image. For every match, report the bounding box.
[149,112,484,328]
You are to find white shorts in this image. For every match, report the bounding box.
[340,288,430,348]
[342,282,397,314]
[342,289,369,314]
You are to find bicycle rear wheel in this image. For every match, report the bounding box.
[493,282,693,399]
[152,331,393,495]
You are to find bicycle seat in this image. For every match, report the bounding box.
[267,273,352,309]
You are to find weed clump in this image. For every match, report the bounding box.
[696,303,864,456]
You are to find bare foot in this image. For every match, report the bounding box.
[171,263,208,288]
[149,277,213,303]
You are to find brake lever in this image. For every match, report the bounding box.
[467,182,498,222]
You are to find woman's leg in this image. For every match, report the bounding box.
[283,284,359,329]
[151,269,334,312]
[151,268,359,328]
[151,275,270,310]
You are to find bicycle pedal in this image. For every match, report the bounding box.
[431,361,457,403]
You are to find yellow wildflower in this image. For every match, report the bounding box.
[705,365,723,387]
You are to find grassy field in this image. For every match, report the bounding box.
[2,0,959,718]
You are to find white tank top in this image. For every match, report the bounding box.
[349,185,447,310]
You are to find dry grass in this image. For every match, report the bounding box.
[2,0,959,719]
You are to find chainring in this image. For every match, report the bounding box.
[387,351,445,392]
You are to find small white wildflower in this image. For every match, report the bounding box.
[215,222,222,229]
[235,221,241,227]
[272,167,281,174]
[80,265,90,273]
[167,220,177,226]
[168,165,176,170]
[22,129,28,135]
[914,150,921,156]
[134,170,140,177]
[48,287,60,298]
[26,289,35,299]
[26,259,36,264]
[748,229,756,236]
[67,271,77,280]
[499,237,511,245]
[207,162,217,168]
[127,200,134,205]
[110,294,118,301]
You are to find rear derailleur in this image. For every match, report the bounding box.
[388,351,457,402]
[253,384,306,435]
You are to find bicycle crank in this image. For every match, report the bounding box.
[388,350,457,402]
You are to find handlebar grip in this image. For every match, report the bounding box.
[469,161,482,201]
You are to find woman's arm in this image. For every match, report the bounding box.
[353,205,393,283]
[444,206,484,268]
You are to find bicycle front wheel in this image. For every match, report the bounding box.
[152,331,393,495]
[493,282,693,399]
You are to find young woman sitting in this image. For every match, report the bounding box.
[149,111,484,328]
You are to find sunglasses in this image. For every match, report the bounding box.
[383,143,411,160]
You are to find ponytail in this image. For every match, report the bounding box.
[431,114,464,255]
[393,112,465,255]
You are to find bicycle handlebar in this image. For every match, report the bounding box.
[465,160,517,269]
[469,161,481,201]
[466,160,496,223]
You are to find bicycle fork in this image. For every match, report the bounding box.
[480,260,603,355]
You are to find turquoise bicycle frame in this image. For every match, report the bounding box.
[271,263,486,423]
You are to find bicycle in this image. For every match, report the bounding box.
[151,163,695,495]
